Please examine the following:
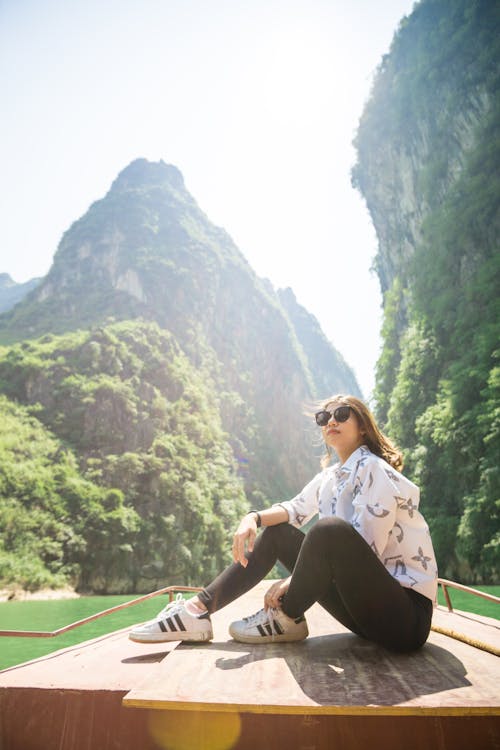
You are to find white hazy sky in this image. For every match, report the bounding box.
[0,0,416,399]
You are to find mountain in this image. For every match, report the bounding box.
[0,158,360,592]
[0,273,40,314]
[277,287,358,397]
[352,0,499,582]
[0,158,360,496]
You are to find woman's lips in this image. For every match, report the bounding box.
[327,428,340,435]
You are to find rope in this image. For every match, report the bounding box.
[431,624,500,657]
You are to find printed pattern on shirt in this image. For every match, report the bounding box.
[277,445,438,602]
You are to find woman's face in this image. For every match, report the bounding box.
[322,401,365,461]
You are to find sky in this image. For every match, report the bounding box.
[0,0,416,399]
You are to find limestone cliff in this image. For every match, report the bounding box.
[278,287,359,398]
[352,0,499,581]
[353,2,495,297]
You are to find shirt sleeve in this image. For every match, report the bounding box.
[350,460,398,557]
[274,471,324,527]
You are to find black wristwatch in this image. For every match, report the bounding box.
[248,510,262,527]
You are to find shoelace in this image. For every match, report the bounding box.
[244,607,282,637]
[157,592,185,618]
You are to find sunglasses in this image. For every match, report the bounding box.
[315,405,351,427]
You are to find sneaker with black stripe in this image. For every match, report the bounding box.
[229,607,308,644]
[129,594,213,643]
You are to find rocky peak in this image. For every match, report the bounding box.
[0,273,15,288]
[0,274,41,314]
[110,158,185,193]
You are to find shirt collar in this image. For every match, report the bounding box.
[333,445,371,478]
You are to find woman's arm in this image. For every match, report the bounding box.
[232,506,289,567]
[278,470,323,527]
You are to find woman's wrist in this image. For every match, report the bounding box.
[247,510,262,527]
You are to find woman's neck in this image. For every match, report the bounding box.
[336,442,365,465]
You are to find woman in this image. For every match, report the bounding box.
[130,395,438,653]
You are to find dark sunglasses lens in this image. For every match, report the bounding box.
[315,406,351,426]
[334,406,351,422]
[315,410,330,426]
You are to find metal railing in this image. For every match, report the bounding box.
[1,579,498,638]
[0,585,202,638]
[438,577,499,613]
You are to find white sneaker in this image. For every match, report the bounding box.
[129,594,213,643]
[229,607,308,644]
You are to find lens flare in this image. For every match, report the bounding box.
[148,709,241,750]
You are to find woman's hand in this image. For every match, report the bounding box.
[264,577,291,610]
[232,514,258,567]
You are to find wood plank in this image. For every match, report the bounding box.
[1,583,499,750]
[0,625,179,691]
[123,582,500,715]
[432,606,500,655]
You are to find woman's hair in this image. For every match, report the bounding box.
[318,394,404,472]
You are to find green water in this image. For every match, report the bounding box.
[0,593,179,671]
[0,586,498,672]
[436,585,500,618]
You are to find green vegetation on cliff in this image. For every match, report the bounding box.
[0,321,248,592]
[353,0,499,582]
[0,394,139,591]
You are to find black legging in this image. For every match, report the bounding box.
[198,518,433,652]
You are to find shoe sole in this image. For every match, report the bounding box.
[129,630,213,644]
[228,625,308,644]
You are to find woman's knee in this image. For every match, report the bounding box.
[307,516,352,540]
[303,517,360,556]
[259,522,291,541]
[264,522,290,536]
[253,522,304,571]
[254,522,295,552]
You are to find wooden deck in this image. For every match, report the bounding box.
[1,582,499,749]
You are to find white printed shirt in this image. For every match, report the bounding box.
[277,445,438,602]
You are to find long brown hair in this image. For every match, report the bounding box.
[319,394,404,472]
